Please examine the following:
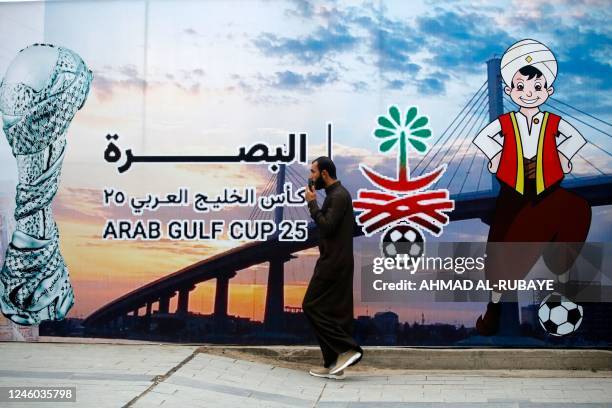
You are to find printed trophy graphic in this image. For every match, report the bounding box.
[354,106,454,255]
[0,44,93,325]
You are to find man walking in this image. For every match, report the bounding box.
[303,156,363,379]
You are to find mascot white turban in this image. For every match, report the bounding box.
[500,39,557,87]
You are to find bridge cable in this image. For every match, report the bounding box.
[473,96,515,192]
[440,99,490,190]
[458,112,491,194]
[287,165,308,186]
[280,174,302,220]
[262,172,281,221]
[249,173,274,221]
[413,82,487,175]
[412,80,488,175]
[543,105,612,158]
[576,153,607,176]
[550,97,612,128]
[431,92,489,180]
[285,166,312,219]
[472,102,503,193]
[475,148,491,192]
[419,87,488,175]
[440,98,490,190]
[545,101,612,138]
[286,165,307,185]
[249,172,276,221]
[278,186,295,221]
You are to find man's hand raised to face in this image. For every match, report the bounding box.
[305,184,317,202]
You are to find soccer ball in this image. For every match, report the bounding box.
[538,292,583,336]
[381,224,424,258]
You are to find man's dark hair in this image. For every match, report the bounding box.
[313,156,337,179]
[511,65,546,88]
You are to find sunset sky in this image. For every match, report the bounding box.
[0,0,610,326]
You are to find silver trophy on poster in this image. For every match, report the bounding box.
[0,44,92,325]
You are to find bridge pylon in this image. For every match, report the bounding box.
[485,57,520,340]
[486,57,503,196]
[264,164,289,333]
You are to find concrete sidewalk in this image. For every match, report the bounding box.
[0,341,610,407]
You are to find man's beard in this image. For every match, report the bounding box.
[314,175,326,190]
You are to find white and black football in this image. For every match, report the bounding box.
[381,224,424,258]
[538,292,583,337]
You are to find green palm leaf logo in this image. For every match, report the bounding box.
[374,105,432,181]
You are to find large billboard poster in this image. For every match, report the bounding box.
[0,0,610,348]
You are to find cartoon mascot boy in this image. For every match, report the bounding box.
[472,39,592,336]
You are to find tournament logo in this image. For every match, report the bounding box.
[353,105,455,257]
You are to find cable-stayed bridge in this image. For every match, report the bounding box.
[84,58,611,335]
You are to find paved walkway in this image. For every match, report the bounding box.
[0,342,610,407]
